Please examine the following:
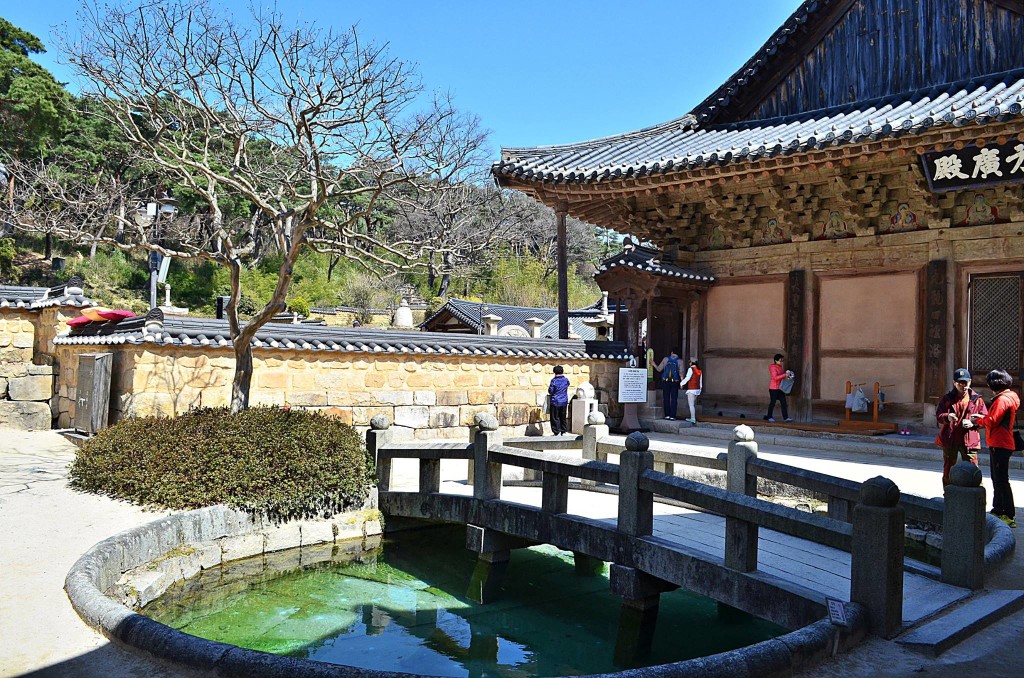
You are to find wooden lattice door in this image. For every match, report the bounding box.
[969,274,1023,385]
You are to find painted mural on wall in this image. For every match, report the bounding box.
[754,217,791,246]
[957,193,1003,227]
[818,211,852,239]
[881,203,920,233]
[706,225,729,250]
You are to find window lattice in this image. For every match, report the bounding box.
[971,276,1020,372]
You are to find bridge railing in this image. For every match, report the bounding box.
[367,412,998,639]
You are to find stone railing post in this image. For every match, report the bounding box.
[851,476,904,638]
[725,425,758,572]
[472,413,502,500]
[582,411,610,487]
[942,462,986,590]
[618,432,653,537]
[367,415,394,492]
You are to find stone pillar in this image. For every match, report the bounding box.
[617,432,653,538]
[555,204,569,339]
[366,415,394,492]
[472,412,502,500]
[726,425,758,572]
[573,552,604,576]
[525,317,545,339]
[581,412,609,488]
[466,526,511,605]
[481,313,502,336]
[610,564,677,666]
[942,462,986,590]
[851,476,904,639]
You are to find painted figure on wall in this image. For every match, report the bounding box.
[958,193,1001,226]
[756,217,790,245]
[707,225,727,250]
[885,203,919,233]
[819,210,851,239]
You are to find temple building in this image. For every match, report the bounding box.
[493,0,1024,425]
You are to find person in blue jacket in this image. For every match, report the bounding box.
[548,365,571,435]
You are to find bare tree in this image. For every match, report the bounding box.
[11,0,485,412]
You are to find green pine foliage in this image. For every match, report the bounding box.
[70,407,375,521]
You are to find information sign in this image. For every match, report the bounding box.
[618,368,648,404]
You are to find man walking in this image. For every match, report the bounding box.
[935,368,988,486]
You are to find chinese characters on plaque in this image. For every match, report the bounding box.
[921,140,1024,192]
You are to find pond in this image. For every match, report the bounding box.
[145,525,784,676]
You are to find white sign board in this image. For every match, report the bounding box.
[826,598,848,626]
[617,368,648,404]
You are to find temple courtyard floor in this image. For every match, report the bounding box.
[1,427,1021,677]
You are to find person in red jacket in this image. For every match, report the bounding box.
[935,368,988,487]
[763,353,794,422]
[970,369,1020,527]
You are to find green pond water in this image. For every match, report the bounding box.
[145,526,785,676]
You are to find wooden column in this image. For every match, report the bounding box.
[787,270,810,420]
[924,259,948,400]
[556,203,569,339]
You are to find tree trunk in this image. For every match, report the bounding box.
[427,252,436,292]
[327,254,340,281]
[44,233,53,260]
[437,273,450,298]
[230,340,253,413]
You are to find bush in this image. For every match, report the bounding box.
[288,297,311,317]
[70,407,375,521]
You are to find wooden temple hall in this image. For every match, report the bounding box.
[493,0,1024,425]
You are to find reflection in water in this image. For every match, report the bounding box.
[145,526,783,676]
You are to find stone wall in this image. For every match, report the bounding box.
[0,309,59,429]
[53,343,622,438]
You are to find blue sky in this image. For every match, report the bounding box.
[5,1,803,151]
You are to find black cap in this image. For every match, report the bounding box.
[953,368,971,383]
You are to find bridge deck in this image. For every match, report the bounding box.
[426,477,968,627]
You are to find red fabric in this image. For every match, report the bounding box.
[686,367,702,390]
[976,391,1020,450]
[97,309,137,321]
[934,388,988,448]
[768,363,786,390]
[66,315,92,328]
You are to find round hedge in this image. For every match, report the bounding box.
[70,407,374,521]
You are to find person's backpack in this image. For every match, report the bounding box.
[663,358,680,382]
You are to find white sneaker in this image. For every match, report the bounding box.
[686,418,697,424]
[784,418,794,422]
[767,418,776,423]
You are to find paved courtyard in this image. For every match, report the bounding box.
[2,427,1022,677]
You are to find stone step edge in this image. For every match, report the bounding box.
[895,589,1024,656]
[636,417,1024,469]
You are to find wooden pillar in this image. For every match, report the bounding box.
[924,259,948,400]
[787,270,810,420]
[645,294,654,352]
[556,204,569,339]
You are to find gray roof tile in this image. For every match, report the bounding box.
[494,69,1024,184]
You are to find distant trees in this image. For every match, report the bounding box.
[8,0,486,411]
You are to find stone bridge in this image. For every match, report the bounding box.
[370,413,1014,670]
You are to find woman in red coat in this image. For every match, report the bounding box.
[970,369,1020,528]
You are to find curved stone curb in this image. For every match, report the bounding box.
[66,505,869,678]
[984,514,1016,568]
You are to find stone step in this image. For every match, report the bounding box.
[635,416,1024,469]
[896,589,1024,656]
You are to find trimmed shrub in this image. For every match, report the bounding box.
[70,407,374,521]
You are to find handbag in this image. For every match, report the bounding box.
[779,375,795,395]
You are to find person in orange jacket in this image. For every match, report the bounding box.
[970,369,1020,527]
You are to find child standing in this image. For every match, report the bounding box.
[548,365,570,435]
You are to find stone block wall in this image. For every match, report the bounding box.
[54,343,623,438]
[0,310,55,429]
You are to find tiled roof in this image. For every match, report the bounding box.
[597,247,716,282]
[55,311,631,361]
[421,298,561,332]
[0,276,94,310]
[494,69,1024,185]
